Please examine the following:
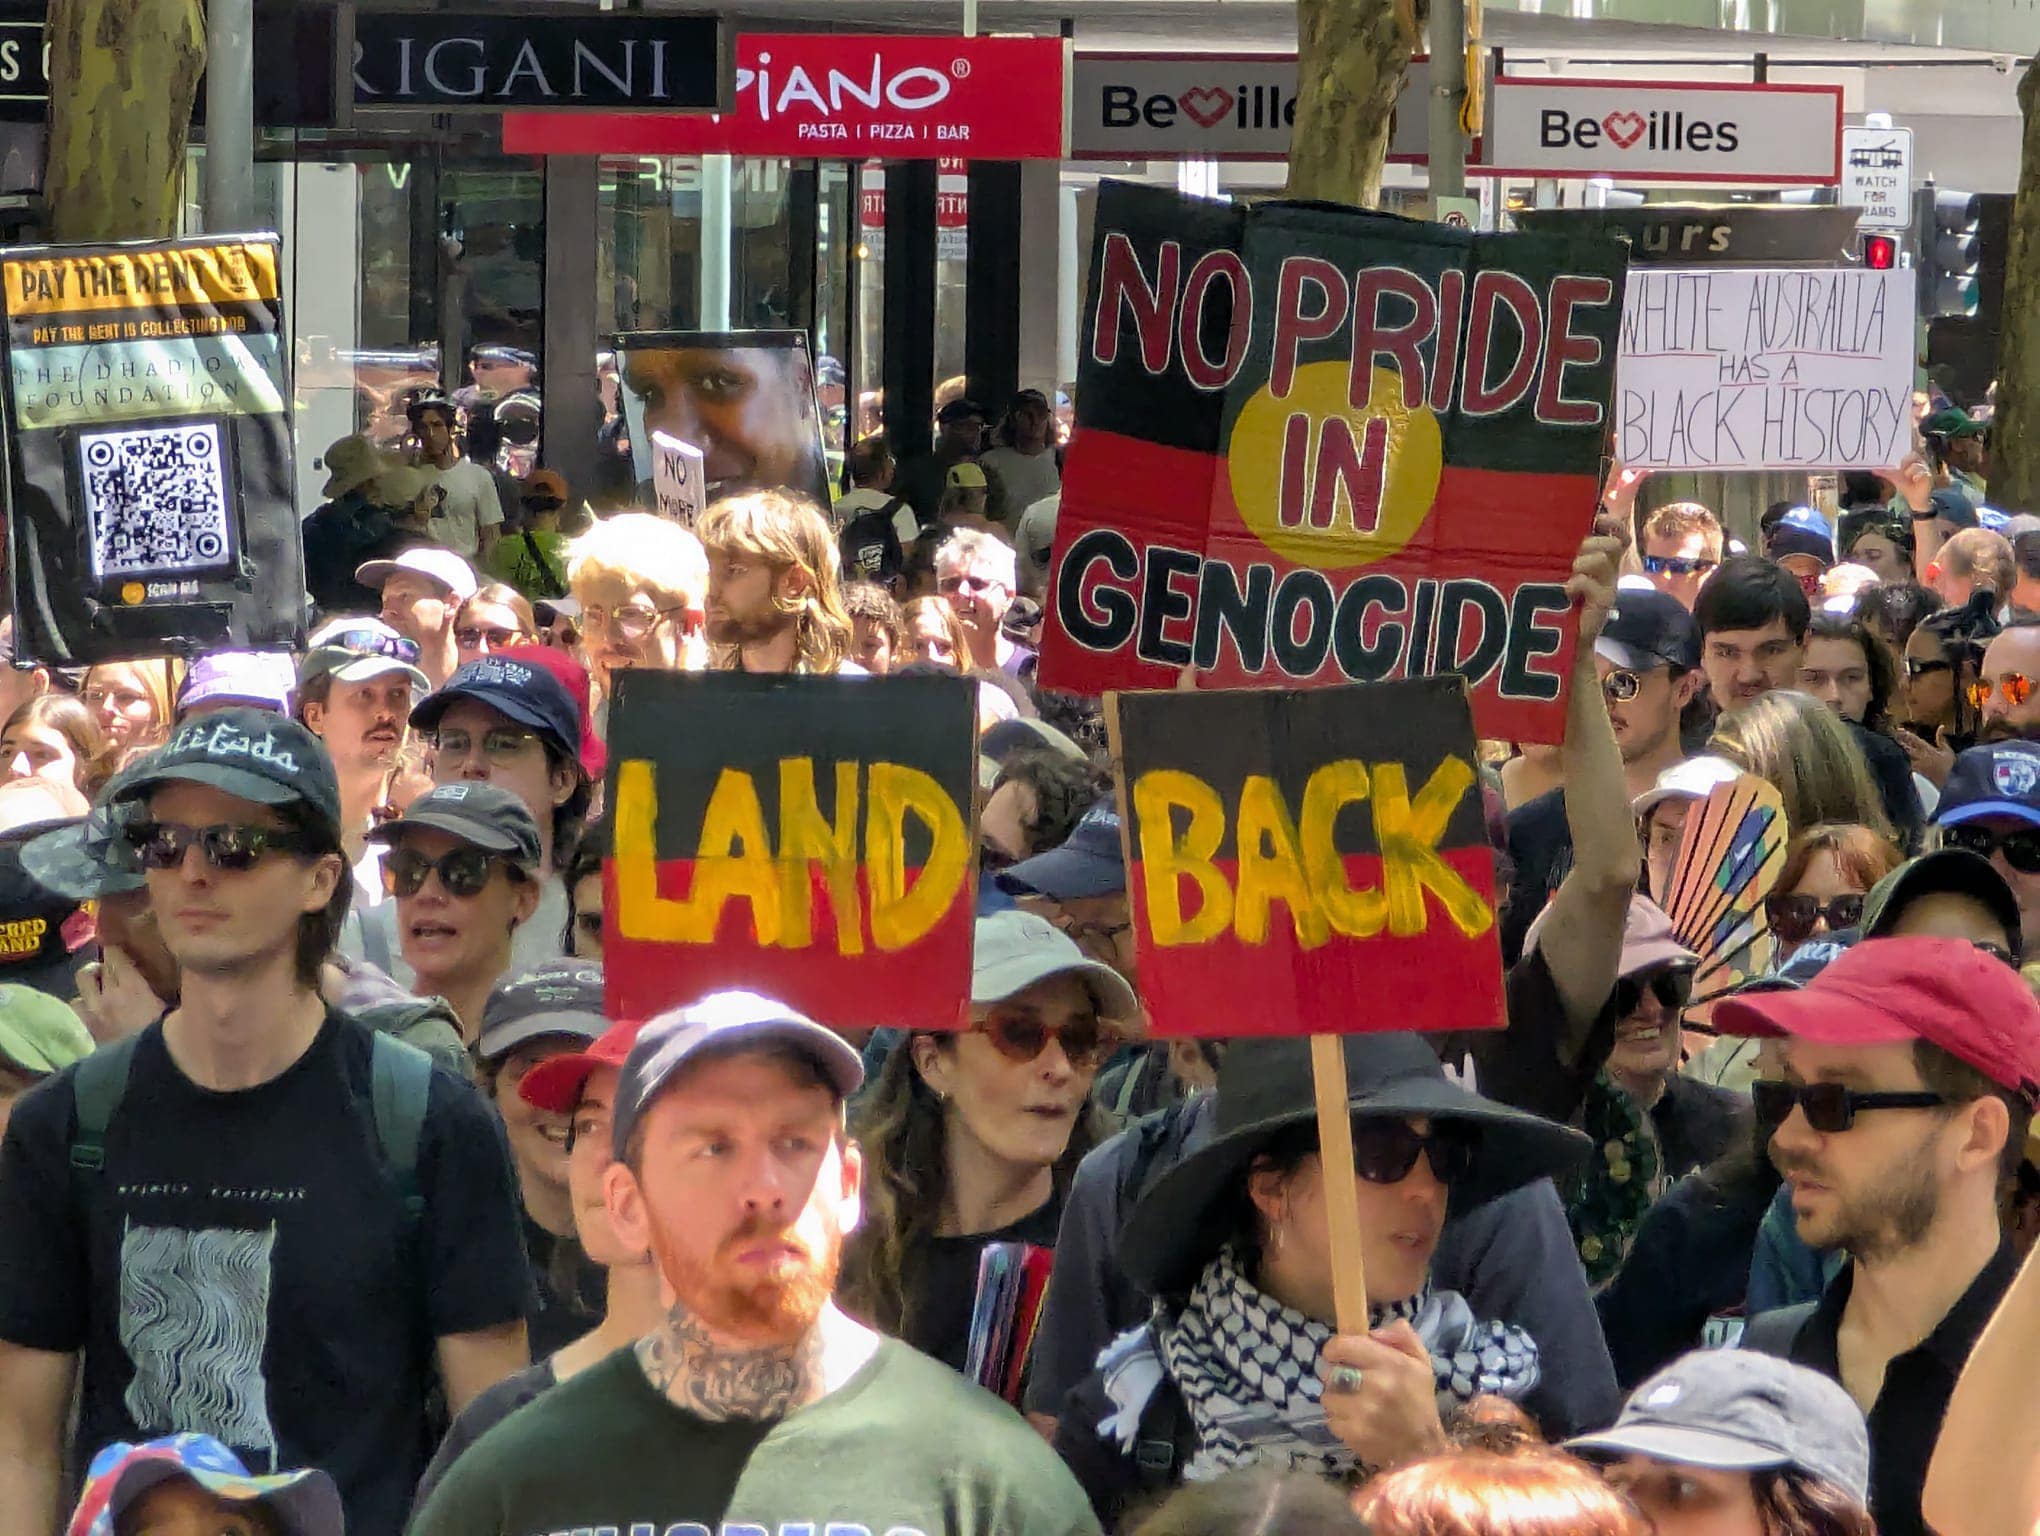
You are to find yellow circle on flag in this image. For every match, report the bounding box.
[120,582,146,605]
[1225,360,1444,571]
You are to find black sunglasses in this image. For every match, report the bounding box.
[1350,1118,1478,1186]
[383,845,515,899]
[1612,966,1693,1019]
[1942,823,2040,875]
[1765,893,1866,944]
[1752,1080,1952,1135]
[127,820,312,872]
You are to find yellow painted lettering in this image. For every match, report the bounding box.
[687,767,782,945]
[1232,774,1328,948]
[865,762,970,950]
[778,758,864,954]
[1132,770,1231,944]
[611,759,692,943]
[1299,759,1386,938]
[1370,758,1492,938]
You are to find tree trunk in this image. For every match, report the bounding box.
[1995,62,2040,511]
[1288,0,1428,209]
[42,0,207,243]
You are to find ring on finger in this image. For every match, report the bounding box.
[1328,1365,1364,1394]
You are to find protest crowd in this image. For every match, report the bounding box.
[0,268,2037,1536]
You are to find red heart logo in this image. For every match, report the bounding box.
[1179,86,1235,129]
[1603,111,1646,149]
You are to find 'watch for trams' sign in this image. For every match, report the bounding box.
[1481,78,1841,186]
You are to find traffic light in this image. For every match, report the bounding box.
[1860,233,1899,270]
[1917,186,1982,318]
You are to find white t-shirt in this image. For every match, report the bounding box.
[430,457,504,558]
[834,485,916,543]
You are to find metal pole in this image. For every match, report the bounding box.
[1428,0,1467,204]
[700,155,733,328]
[204,0,256,232]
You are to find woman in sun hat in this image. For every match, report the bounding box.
[67,1432,342,1536]
[1048,1032,1588,1525]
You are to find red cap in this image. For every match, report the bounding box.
[1713,935,2040,1099]
[519,1018,641,1113]
[498,643,605,781]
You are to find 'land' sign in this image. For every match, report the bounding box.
[1110,677,1505,1038]
[0,235,304,665]
[603,669,978,1030]
[1038,181,1628,744]
[1614,265,1916,472]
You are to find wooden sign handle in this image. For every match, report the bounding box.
[1310,1033,1371,1337]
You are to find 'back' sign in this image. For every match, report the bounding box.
[1040,181,1628,743]
[603,670,978,1030]
[1110,677,1504,1037]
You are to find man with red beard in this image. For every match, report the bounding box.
[1721,937,2040,1536]
[410,989,1100,1536]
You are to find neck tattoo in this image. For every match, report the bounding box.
[634,1301,821,1422]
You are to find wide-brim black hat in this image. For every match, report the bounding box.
[1120,1033,1590,1298]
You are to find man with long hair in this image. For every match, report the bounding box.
[410,990,1097,1536]
[698,490,856,675]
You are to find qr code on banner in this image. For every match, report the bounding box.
[78,421,234,582]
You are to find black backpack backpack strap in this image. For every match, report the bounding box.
[520,530,566,598]
[1132,1370,1195,1487]
[370,1031,433,1230]
[68,1033,143,1187]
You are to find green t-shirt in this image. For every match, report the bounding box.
[410,1339,1102,1536]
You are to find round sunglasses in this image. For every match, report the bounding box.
[1612,966,1693,1019]
[1969,673,2036,712]
[975,1007,1121,1073]
[126,820,312,872]
[1764,892,1866,944]
[384,845,519,899]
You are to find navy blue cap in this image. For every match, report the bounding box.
[1936,741,2040,830]
[1597,585,1701,673]
[996,797,1126,900]
[114,710,342,841]
[409,654,582,765]
[1930,487,1980,531]
[1766,507,1833,565]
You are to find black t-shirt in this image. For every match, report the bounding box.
[521,1211,603,1358]
[0,1010,533,1536]
[1502,788,1570,965]
[904,1195,1064,1374]
[1847,721,1924,851]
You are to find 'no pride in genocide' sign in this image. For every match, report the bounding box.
[1613,266,1916,472]
[1037,181,1628,744]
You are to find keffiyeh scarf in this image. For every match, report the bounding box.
[1102,1245,1540,1482]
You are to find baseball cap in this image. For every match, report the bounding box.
[1923,406,1987,441]
[946,462,989,492]
[996,797,1125,900]
[1728,929,1857,996]
[521,1015,640,1114]
[0,984,92,1075]
[114,710,343,842]
[499,644,605,780]
[297,617,431,695]
[937,397,986,425]
[177,650,297,716]
[366,781,542,871]
[1929,487,1980,531]
[1861,847,2022,954]
[1597,586,1701,673]
[408,651,584,773]
[478,960,606,1063]
[1935,741,2040,829]
[1567,1351,1869,1505]
[1631,755,1743,819]
[1767,507,1834,566]
[611,990,865,1158]
[972,910,1138,1022]
[1712,935,2040,1099]
[521,469,569,508]
[67,1433,342,1536]
[355,546,481,604]
[0,822,94,995]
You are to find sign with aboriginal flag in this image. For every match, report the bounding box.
[0,233,303,665]
[1109,677,1504,1037]
[1039,181,1628,744]
[603,668,979,1030]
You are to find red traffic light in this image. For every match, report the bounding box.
[1863,233,1899,270]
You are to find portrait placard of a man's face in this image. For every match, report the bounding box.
[615,330,830,507]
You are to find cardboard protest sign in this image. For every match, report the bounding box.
[1040,181,1627,744]
[614,329,831,509]
[1109,676,1504,1037]
[603,668,978,1030]
[1614,265,1915,471]
[650,429,706,525]
[0,234,304,664]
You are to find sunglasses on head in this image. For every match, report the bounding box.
[1764,892,1865,943]
[126,820,312,872]
[1751,1080,1952,1135]
[975,1006,1120,1073]
[1968,674,2036,711]
[1349,1118,1479,1186]
[320,627,421,665]
[1641,554,1718,577]
[1942,822,2040,875]
[1612,965,1693,1019]
[383,845,516,899]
